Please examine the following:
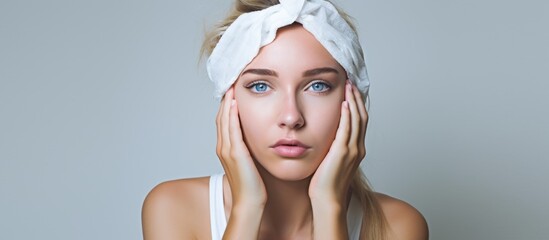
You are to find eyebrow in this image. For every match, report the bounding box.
[241,68,278,77]
[302,67,340,77]
[241,67,339,77]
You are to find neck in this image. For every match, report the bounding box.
[257,165,314,238]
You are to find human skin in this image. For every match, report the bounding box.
[234,25,347,182]
[217,24,367,239]
[141,23,429,240]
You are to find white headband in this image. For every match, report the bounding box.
[207,0,369,100]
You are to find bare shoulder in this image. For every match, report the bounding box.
[374,192,429,240]
[142,176,211,240]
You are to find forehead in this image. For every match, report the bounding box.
[243,24,344,73]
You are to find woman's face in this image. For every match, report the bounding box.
[233,24,347,181]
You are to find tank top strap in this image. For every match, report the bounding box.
[209,173,227,240]
[347,194,364,239]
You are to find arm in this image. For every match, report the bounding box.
[223,202,265,240]
[311,199,349,239]
[309,81,366,239]
[218,87,267,239]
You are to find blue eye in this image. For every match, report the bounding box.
[250,82,270,93]
[308,82,330,92]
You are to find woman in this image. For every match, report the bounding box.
[142,0,428,239]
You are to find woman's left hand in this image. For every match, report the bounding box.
[308,80,368,206]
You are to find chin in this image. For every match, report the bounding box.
[257,159,319,182]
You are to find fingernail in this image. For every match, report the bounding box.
[231,99,236,106]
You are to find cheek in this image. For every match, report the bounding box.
[238,106,259,139]
[304,97,343,143]
[234,95,270,145]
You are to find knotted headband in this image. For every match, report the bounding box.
[207,0,369,100]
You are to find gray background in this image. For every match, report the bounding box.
[1,0,548,239]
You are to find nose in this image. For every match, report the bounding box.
[277,95,305,129]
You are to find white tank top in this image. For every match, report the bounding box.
[209,173,363,239]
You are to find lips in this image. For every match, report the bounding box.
[270,139,311,158]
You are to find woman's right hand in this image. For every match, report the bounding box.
[217,87,266,239]
[216,87,267,209]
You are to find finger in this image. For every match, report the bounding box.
[352,85,368,126]
[353,86,368,155]
[228,99,249,159]
[216,95,225,154]
[332,98,351,149]
[347,81,361,146]
[221,88,234,151]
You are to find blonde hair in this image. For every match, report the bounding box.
[201,0,388,239]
